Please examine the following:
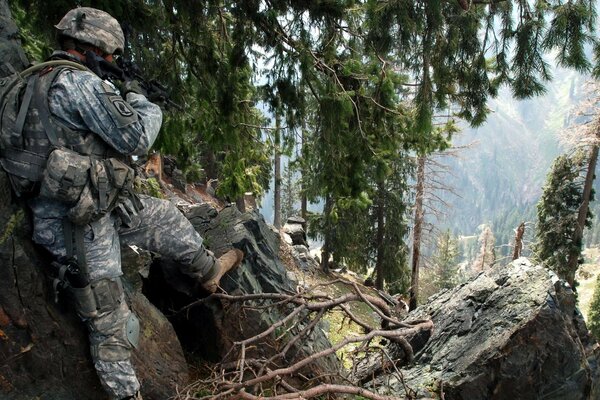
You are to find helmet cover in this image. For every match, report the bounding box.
[55,7,124,55]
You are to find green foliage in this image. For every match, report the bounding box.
[0,210,25,245]
[421,229,461,302]
[134,177,164,199]
[432,229,461,289]
[9,3,53,61]
[588,274,600,339]
[534,152,586,284]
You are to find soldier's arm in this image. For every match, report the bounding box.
[49,69,163,156]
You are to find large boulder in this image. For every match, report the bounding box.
[372,259,600,400]
[148,204,340,375]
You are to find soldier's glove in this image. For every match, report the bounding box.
[123,79,147,97]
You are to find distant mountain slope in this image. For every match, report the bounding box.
[437,67,588,256]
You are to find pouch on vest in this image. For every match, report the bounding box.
[66,157,137,225]
[40,148,90,203]
[91,157,135,209]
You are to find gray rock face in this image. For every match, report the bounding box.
[171,168,187,192]
[373,259,599,400]
[177,205,340,374]
[282,216,308,247]
[291,244,320,271]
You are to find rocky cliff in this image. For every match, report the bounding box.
[370,259,600,400]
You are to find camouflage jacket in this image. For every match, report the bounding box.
[29,51,163,218]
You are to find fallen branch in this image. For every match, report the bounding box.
[234,384,407,400]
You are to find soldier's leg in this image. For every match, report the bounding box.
[31,213,140,400]
[118,195,243,293]
[118,195,217,280]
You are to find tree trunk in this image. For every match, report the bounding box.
[375,178,386,290]
[512,222,525,260]
[321,194,333,274]
[566,145,598,286]
[300,125,308,222]
[409,156,425,311]
[204,150,218,181]
[273,111,282,229]
[236,196,246,213]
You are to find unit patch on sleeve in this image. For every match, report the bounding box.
[97,82,138,128]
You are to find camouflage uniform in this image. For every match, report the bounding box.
[28,51,216,399]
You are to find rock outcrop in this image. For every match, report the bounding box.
[147,203,339,374]
[370,258,600,400]
[281,216,319,272]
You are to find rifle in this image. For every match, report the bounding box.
[84,51,183,111]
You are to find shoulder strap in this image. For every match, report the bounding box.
[33,62,88,148]
[19,60,89,80]
[14,74,38,140]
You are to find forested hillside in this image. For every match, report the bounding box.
[437,67,585,259]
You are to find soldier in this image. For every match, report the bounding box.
[15,7,243,400]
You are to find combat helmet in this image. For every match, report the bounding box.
[55,7,124,55]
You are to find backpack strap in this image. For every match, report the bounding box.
[13,74,38,142]
[33,65,81,147]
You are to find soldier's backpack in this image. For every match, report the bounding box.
[0,59,89,196]
[0,60,137,225]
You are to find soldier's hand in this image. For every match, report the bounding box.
[123,79,147,97]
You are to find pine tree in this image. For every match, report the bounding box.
[588,274,600,338]
[534,153,585,286]
[432,230,460,290]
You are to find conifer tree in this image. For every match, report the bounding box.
[588,275,600,338]
[534,153,585,287]
[432,229,460,290]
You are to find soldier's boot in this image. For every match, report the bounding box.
[201,249,244,293]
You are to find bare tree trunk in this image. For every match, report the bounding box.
[301,192,308,222]
[480,235,488,272]
[273,111,282,229]
[205,150,218,181]
[321,194,333,274]
[236,196,246,213]
[512,222,525,260]
[375,178,386,290]
[409,156,425,311]
[566,145,598,286]
[301,126,308,222]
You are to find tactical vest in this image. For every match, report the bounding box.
[0,60,136,225]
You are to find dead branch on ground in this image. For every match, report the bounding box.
[174,279,433,400]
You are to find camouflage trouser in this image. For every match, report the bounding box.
[31,195,216,399]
